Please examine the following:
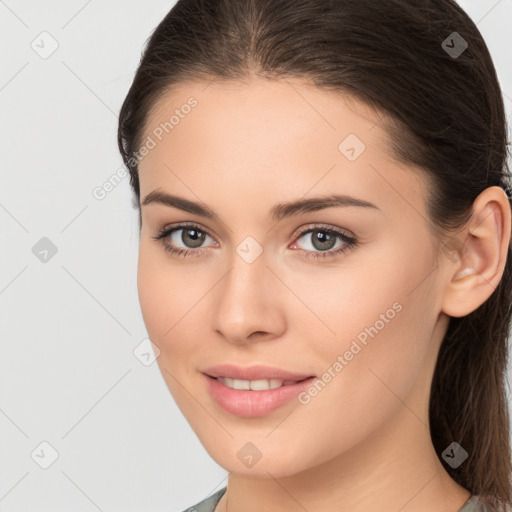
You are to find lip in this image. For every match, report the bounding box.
[204,374,317,417]
[202,363,315,381]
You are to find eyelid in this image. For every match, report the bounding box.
[290,222,356,242]
[161,221,216,242]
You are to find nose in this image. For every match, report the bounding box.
[211,249,287,345]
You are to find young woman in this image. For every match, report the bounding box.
[117,1,512,511]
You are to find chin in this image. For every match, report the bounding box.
[198,435,316,478]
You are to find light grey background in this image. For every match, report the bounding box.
[1,1,511,511]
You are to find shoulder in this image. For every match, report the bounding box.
[460,495,512,512]
[178,487,227,512]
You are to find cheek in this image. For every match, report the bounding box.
[299,242,438,404]
[289,281,435,463]
[136,243,187,343]
[136,242,207,361]
[289,249,429,358]
[137,247,166,338]
[136,251,193,402]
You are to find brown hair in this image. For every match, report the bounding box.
[117,0,512,508]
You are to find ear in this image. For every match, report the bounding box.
[441,186,511,318]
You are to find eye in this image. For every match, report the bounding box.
[290,224,358,260]
[152,222,358,260]
[152,222,216,258]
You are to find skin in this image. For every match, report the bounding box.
[135,77,511,512]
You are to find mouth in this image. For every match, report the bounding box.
[202,363,315,382]
[202,369,317,418]
[208,375,311,390]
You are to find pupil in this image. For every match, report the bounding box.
[183,229,205,248]
[313,230,335,251]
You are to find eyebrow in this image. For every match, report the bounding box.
[141,189,380,223]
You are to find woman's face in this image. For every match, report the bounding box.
[136,78,450,477]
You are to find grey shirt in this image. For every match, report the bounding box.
[180,488,511,512]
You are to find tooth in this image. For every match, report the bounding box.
[247,379,266,390]
[232,379,250,390]
[220,377,234,388]
[269,379,283,389]
[249,379,285,390]
[216,377,288,390]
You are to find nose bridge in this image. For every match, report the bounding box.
[220,243,269,314]
[212,239,284,342]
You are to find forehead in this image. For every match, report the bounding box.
[137,77,428,222]
[142,77,389,152]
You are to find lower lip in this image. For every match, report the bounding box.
[203,374,317,418]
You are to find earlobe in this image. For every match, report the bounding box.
[441,186,511,318]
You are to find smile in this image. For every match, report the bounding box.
[204,374,317,417]
[215,377,307,390]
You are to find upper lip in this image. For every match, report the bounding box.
[203,364,315,381]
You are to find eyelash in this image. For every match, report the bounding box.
[152,222,358,260]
